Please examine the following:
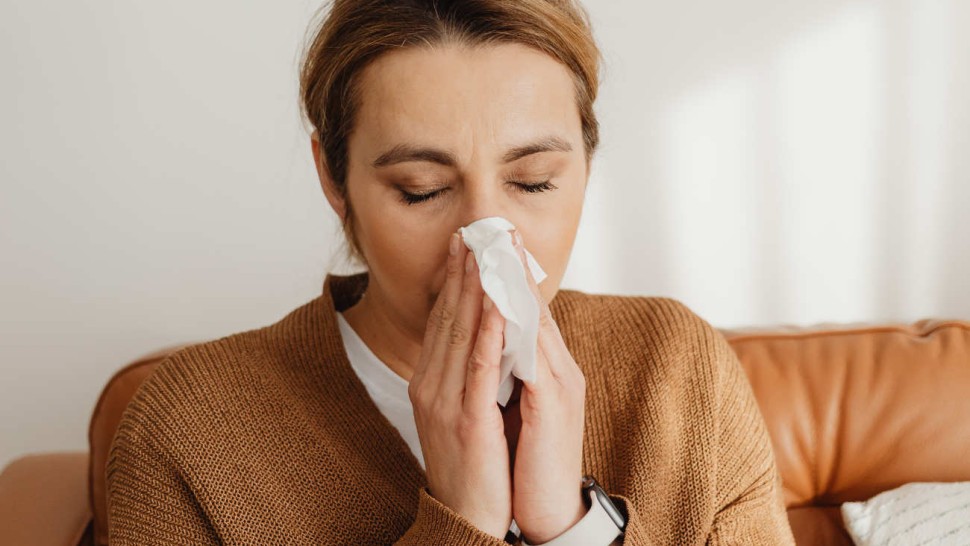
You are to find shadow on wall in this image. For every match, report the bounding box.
[570,0,970,328]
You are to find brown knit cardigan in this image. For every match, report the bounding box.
[106,271,795,545]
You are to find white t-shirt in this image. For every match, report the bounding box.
[336,311,521,539]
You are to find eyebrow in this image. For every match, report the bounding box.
[371,135,573,168]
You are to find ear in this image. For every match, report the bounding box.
[311,130,348,221]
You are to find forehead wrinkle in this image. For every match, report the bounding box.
[355,44,580,171]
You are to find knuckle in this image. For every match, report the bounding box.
[448,322,471,346]
[568,373,587,403]
[462,269,480,293]
[427,301,443,325]
[408,383,429,408]
[565,364,585,386]
[436,301,455,323]
[478,312,501,333]
[575,372,587,395]
[538,310,556,330]
[467,353,496,375]
[446,255,464,278]
[434,307,455,335]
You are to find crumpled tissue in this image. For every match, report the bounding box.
[458,216,547,407]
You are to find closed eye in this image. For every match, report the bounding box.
[397,180,557,206]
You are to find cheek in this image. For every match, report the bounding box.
[352,186,432,265]
[359,218,450,307]
[365,226,438,282]
[523,208,580,263]
[345,179,454,319]
[517,204,581,300]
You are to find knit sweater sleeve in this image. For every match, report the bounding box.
[559,303,793,546]
[393,486,517,545]
[106,372,220,545]
[704,327,796,545]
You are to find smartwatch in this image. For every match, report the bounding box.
[582,475,627,533]
[519,475,626,546]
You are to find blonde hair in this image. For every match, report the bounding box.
[299,0,603,268]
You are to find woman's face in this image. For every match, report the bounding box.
[314,42,588,334]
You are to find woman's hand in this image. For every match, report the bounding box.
[407,231,512,540]
[508,229,588,544]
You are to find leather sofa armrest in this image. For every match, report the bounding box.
[0,452,92,546]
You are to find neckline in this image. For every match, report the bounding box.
[315,271,430,506]
[335,310,411,404]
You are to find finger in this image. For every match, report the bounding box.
[418,231,466,389]
[521,340,556,397]
[511,230,570,378]
[464,292,506,416]
[511,229,549,316]
[440,249,485,402]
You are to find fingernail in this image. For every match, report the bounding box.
[465,251,475,272]
[449,232,459,256]
[514,231,523,247]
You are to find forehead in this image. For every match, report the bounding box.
[351,42,580,154]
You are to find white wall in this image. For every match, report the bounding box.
[2,0,968,469]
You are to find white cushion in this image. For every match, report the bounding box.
[841,482,970,545]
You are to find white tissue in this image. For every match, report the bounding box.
[458,216,547,407]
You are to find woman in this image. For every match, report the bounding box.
[106,1,796,544]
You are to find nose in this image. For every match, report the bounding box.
[452,174,513,233]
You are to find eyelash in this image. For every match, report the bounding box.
[398,180,556,206]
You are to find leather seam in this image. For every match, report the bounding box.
[724,321,970,345]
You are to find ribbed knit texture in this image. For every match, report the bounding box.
[106,271,795,545]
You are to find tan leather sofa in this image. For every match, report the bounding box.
[2,318,968,545]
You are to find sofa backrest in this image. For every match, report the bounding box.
[722,319,970,543]
[89,319,970,546]
[88,344,188,546]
